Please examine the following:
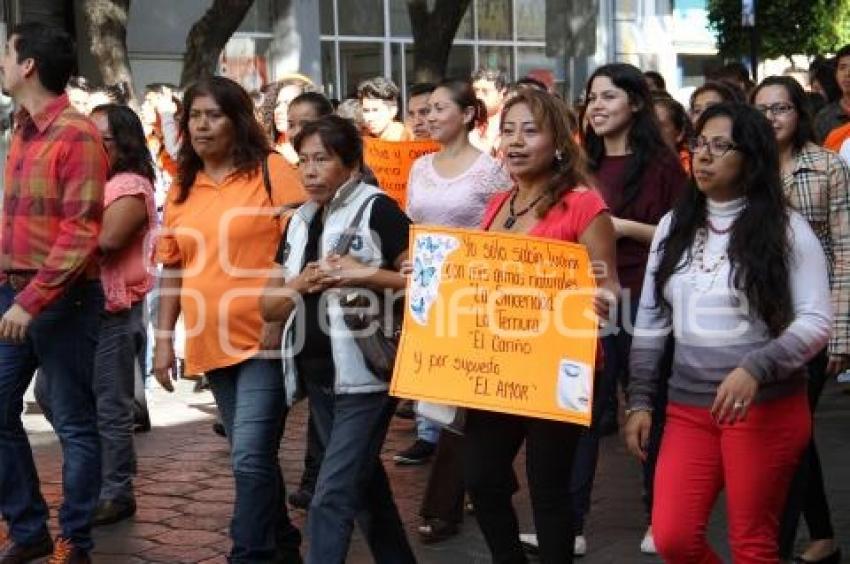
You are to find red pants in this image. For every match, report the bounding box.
[652,392,810,564]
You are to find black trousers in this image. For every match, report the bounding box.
[779,349,835,558]
[464,409,582,564]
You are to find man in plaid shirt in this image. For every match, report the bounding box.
[0,23,107,564]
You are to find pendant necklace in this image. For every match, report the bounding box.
[503,189,545,229]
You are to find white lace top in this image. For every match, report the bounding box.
[406,152,511,227]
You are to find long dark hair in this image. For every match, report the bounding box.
[176,77,271,204]
[91,103,156,183]
[654,103,792,336]
[501,89,593,217]
[582,63,677,214]
[751,75,814,152]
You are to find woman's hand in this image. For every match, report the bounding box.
[711,367,758,424]
[593,287,617,322]
[153,340,177,393]
[624,410,652,461]
[291,261,336,294]
[322,254,376,287]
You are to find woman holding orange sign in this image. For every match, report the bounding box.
[464,88,619,564]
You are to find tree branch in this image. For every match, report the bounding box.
[84,0,135,99]
[180,0,256,87]
[408,0,472,83]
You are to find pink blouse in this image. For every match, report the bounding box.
[100,173,156,312]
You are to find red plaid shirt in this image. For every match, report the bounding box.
[1,94,107,316]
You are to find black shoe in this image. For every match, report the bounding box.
[393,439,435,465]
[794,548,843,564]
[288,488,313,510]
[133,413,151,434]
[0,535,53,563]
[92,499,137,527]
[395,400,415,420]
[212,421,227,437]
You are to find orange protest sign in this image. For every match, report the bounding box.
[390,226,599,426]
[362,137,440,207]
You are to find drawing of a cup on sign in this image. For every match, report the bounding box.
[557,359,591,412]
[409,234,460,325]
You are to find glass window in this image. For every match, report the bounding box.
[477,45,513,79]
[516,0,545,41]
[390,0,473,39]
[338,42,384,98]
[339,0,385,36]
[446,44,475,82]
[616,0,639,19]
[321,41,338,99]
[320,0,334,35]
[517,47,565,93]
[237,0,274,33]
[391,43,404,97]
[477,0,512,40]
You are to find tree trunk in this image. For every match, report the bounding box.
[83,0,135,99]
[408,0,472,83]
[180,0,256,88]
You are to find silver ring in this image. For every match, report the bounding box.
[733,400,745,409]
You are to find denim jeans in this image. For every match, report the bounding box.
[0,281,103,550]
[299,357,415,564]
[415,409,440,444]
[94,300,145,504]
[207,356,301,563]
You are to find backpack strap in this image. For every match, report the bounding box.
[331,194,380,255]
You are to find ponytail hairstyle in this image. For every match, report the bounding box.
[435,78,487,131]
[500,89,593,217]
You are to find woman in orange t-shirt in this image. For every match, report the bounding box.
[153,77,306,562]
[653,93,693,175]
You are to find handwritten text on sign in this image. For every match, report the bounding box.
[390,226,598,426]
[362,137,440,207]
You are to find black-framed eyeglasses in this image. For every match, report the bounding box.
[688,136,740,158]
[754,103,795,117]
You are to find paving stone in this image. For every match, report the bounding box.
[141,544,219,563]
[154,529,226,547]
[133,507,183,524]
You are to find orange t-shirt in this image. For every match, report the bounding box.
[824,122,850,153]
[156,153,305,375]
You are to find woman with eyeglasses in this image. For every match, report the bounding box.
[625,103,832,563]
[579,62,687,555]
[752,76,849,564]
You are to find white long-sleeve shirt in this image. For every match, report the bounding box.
[628,197,832,409]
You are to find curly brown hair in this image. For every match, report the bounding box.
[258,75,318,140]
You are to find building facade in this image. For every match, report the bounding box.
[0,0,718,103]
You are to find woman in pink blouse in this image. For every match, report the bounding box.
[88,103,156,526]
[404,78,511,543]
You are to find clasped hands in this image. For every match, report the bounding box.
[292,254,371,294]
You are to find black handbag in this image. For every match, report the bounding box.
[333,194,403,382]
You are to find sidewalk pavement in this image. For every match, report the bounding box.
[14,378,850,563]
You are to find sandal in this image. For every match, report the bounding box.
[418,518,459,544]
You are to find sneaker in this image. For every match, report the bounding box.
[519,533,539,554]
[640,528,656,554]
[288,488,313,510]
[92,499,136,527]
[574,534,587,557]
[393,439,435,465]
[48,537,90,564]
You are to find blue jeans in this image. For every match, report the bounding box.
[94,300,145,503]
[207,357,300,563]
[415,409,440,444]
[299,357,415,564]
[0,281,103,550]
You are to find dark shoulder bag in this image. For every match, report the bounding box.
[334,194,404,382]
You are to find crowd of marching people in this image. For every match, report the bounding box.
[1,20,849,564]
